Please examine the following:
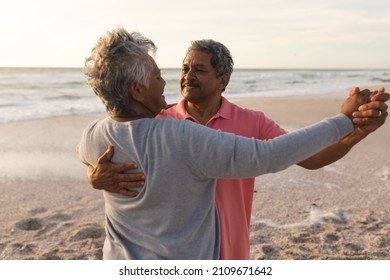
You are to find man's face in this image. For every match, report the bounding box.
[180,50,225,104]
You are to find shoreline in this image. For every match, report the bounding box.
[1,93,389,260]
[2,82,389,126]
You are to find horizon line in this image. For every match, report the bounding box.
[0,66,389,71]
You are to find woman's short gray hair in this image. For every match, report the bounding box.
[186,39,234,77]
[84,27,157,115]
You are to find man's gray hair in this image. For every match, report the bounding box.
[186,39,234,77]
[84,27,157,115]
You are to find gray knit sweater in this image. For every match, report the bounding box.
[78,114,353,259]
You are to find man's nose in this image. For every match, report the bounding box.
[184,69,196,80]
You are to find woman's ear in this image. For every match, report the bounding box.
[129,82,145,102]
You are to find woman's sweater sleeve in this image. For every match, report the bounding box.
[184,114,353,179]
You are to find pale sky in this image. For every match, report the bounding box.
[1,0,390,69]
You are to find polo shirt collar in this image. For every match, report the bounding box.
[177,97,233,122]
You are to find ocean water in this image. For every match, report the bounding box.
[0,67,389,123]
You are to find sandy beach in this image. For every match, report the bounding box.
[0,92,389,260]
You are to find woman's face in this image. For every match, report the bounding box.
[142,59,167,115]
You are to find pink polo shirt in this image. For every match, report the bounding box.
[157,97,287,259]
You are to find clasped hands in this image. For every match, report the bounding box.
[349,87,388,134]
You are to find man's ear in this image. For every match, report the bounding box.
[129,82,145,102]
[219,73,230,91]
